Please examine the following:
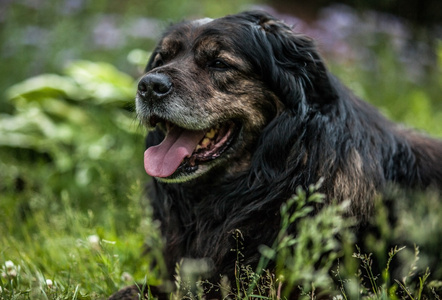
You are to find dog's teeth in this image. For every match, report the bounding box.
[206,128,216,139]
[201,138,211,148]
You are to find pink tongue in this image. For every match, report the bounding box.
[144,126,206,178]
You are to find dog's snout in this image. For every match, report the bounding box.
[138,73,172,101]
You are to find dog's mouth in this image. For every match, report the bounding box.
[144,116,238,179]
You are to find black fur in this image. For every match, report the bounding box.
[110,11,442,299]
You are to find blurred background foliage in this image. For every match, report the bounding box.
[0,0,441,298]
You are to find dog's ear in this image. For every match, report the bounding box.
[246,11,339,111]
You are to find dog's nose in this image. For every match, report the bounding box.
[138,73,172,101]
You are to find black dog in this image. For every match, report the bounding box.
[111,10,442,299]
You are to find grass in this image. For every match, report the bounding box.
[1,162,441,299]
[1,2,442,299]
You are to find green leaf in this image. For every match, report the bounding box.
[6,74,86,102]
[65,60,136,105]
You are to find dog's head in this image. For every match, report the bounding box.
[136,11,338,183]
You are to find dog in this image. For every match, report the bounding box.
[110,10,442,299]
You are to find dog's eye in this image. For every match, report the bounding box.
[153,59,164,69]
[208,59,230,71]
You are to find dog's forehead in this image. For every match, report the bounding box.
[160,17,233,52]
